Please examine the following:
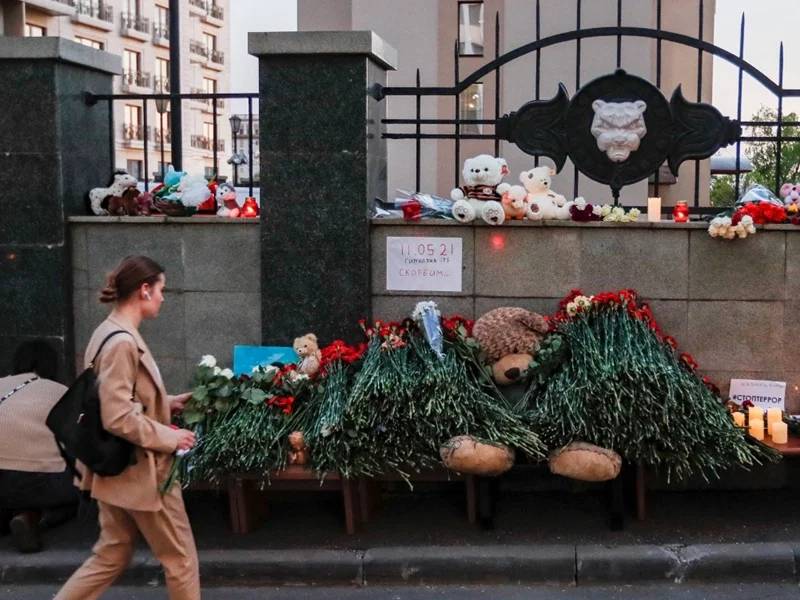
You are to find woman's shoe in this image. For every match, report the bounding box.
[9,512,42,553]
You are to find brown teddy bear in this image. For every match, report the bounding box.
[472,307,549,385]
[293,333,321,376]
[287,431,310,465]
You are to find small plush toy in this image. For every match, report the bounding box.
[780,182,800,215]
[450,154,508,225]
[137,191,154,216]
[106,186,141,216]
[498,185,528,220]
[293,333,322,376]
[472,307,550,385]
[515,166,571,220]
[89,170,138,215]
[177,174,212,208]
[287,431,310,465]
[215,182,240,218]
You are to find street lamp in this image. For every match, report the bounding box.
[155,84,169,183]
[229,114,242,186]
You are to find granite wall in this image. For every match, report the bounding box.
[371,219,800,413]
[70,218,261,392]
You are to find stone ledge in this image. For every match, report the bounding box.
[0,37,121,75]
[370,218,800,231]
[68,216,260,224]
[248,31,398,70]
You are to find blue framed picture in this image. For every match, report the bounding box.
[233,345,298,376]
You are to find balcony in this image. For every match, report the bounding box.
[203,3,224,26]
[120,12,149,41]
[153,128,172,144]
[72,1,114,30]
[190,134,224,152]
[153,76,170,93]
[25,0,75,17]
[152,24,169,47]
[188,0,206,16]
[189,40,208,64]
[121,124,153,147]
[121,70,151,92]
[207,49,224,71]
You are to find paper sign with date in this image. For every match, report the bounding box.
[386,236,463,292]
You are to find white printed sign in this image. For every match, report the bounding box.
[386,236,463,292]
[729,379,785,411]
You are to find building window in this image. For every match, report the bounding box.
[203,77,216,95]
[203,122,214,140]
[155,58,170,91]
[203,32,216,54]
[123,49,141,74]
[156,5,169,27]
[127,160,143,180]
[76,36,104,50]
[459,82,484,134]
[25,24,46,37]
[204,166,215,179]
[458,2,484,56]
[125,0,140,16]
[123,104,142,141]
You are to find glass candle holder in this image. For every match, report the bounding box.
[673,201,689,223]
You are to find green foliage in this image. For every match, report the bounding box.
[710,175,737,208]
[745,107,800,190]
[522,306,778,482]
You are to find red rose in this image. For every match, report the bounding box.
[402,199,422,221]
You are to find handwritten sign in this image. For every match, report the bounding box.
[729,378,785,411]
[386,236,463,292]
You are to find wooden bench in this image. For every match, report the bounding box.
[226,466,360,535]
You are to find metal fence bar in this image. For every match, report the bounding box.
[574,0,582,198]
[616,0,622,68]
[535,0,541,167]
[142,98,149,191]
[735,13,745,199]
[248,96,254,197]
[416,68,422,192]
[107,98,115,171]
[653,0,662,197]
[775,43,784,196]
[212,99,218,177]
[693,0,704,208]
[494,11,501,158]
[453,41,460,189]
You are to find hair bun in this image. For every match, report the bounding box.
[99,274,118,304]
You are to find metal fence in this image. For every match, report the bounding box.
[375,0,800,213]
[85,90,258,195]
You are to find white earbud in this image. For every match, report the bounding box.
[144,292,152,300]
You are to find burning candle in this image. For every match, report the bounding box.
[767,408,782,436]
[771,421,788,444]
[647,197,662,222]
[672,201,689,223]
[732,411,745,427]
[241,197,260,218]
[748,418,765,440]
[748,406,764,423]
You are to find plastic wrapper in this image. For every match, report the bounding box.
[412,301,444,359]
[736,184,784,208]
[372,190,455,221]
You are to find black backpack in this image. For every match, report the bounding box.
[46,330,136,477]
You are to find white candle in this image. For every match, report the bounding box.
[647,197,661,222]
[748,406,764,423]
[749,418,765,440]
[732,412,745,427]
[771,421,788,444]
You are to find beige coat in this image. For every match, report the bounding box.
[78,314,181,512]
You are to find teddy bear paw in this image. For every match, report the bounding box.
[452,200,476,223]
[482,201,505,226]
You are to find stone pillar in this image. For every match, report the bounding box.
[0,38,120,380]
[249,31,397,344]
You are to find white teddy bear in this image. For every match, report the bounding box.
[450,154,508,225]
[499,166,571,221]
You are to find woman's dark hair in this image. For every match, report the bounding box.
[13,339,59,380]
[100,255,165,304]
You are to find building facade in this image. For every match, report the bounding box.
[298,0,717,207]
[2,0,232,182]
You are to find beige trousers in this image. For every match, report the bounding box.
[55,487,200,600]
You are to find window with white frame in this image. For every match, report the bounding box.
[155,58,170,90]
[459,82,484,134]
[25,24,46,37]
[127,159,143,180]
[156,5,169,27]
[203,32,216,54]
[458,2,484,56]
[76,36,104,50]
[123,49,141,73]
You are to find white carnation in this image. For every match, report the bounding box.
[199,355,217,368]
[220,368,234,379]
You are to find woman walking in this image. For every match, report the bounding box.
[56,256,200,600]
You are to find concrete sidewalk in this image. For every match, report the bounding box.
[2,484,800,587]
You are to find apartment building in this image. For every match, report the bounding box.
[298,0,717,206]
[2,0,231,182]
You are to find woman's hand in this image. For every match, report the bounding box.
[169,392,192,414]
[175,429,196,452]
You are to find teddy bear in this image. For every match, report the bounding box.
[498,185,529,220]
[287,431,310,465]
[519,166,571,220]
[472,307,550,385]
[450,154,508,225]
[780,182,800,215]
[89,170,138,215]
[293,333,322,376]
[215,182,240,218]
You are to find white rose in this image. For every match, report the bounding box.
[220,368,234,379]
[628,208,641,220]
[199,355,217,368]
